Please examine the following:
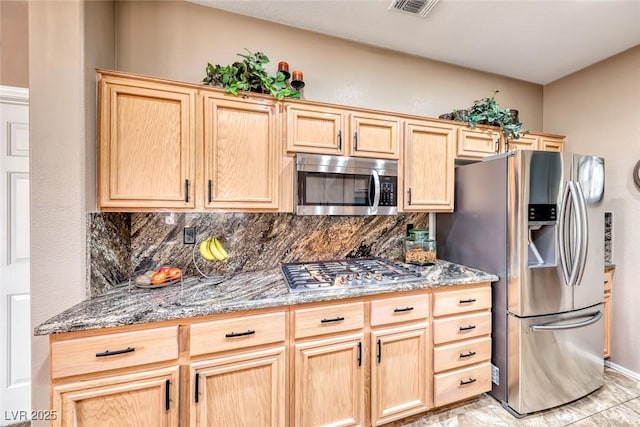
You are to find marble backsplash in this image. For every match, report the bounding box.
[87,212,429,297]
[604,211,612,263]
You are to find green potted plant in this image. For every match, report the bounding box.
[465,91,526,140]
[203,49,300,100]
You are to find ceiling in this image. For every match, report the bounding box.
[189,0,640,84]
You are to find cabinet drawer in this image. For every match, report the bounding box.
[433,362,492,407]
[370,294,429,327]
[295,302,364,339]
[191,311,286,356]
[432,285,491,317]
[51,326,178,379]
[433,336,491,373]
[433,312,491,345]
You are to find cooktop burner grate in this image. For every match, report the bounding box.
[281,257,423,292]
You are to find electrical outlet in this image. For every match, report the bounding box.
[183,227,196,244]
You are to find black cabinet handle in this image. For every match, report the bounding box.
[459,325,477,331]
[393,306,414,313]
[184,179,190,203]
[338,130,342,150]
[208,179,212,203]
[407,188,412,205]
[354,132,358,150]
[460,378,477,385]
[95,347,135,357]
[165,379,171,411]
[376,339,382,364]
[357,341,362,366]
[495,137,499,153]
[320,316,345,323]
[194,373,200,403]
[459,350,477,358]
[225,330,256,338]
[459,298,477,304]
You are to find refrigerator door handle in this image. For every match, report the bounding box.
[572,182,589,286]
[558,182,572,286]
[530,310,602,331]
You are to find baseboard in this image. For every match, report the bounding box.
[605,360,640,381]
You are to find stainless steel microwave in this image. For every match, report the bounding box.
[295,154,398,215]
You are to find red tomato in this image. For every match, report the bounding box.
[151,271,168,285]
[158,266,172,273]
[167,268,182,280]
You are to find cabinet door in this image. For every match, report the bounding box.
[505,134,538,152]
[604,291,611,358]
[190,346,285,427]
[403,120,455,212]
[98,77,196,209]
[539,136,565,152]
[203,94,280,210]
[456,127,500,159]
[371,323,430,426]
[53,366,179,427]
[294,333,365,427]
[285,103,346,154]
[349,112,400,159]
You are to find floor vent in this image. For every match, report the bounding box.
[389,0,439,17]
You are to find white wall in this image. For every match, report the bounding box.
[28,1,114,422]
[115,1,544,130]
[544,45,640,375]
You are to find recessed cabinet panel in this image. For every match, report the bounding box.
[456,127,500,159]
[371,324,430,426]
[539,136,565,152]
[203,95,279,209]
[403,120,455,212]
[98,79,196,209]
[191,347,286,427]
[349,112,400,159]
[285,104,345,154]
[53,367,179,427]
[506,134,538,152]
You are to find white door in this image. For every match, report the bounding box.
[0,86,30,424]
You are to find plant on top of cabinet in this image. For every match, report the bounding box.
[465,90,526,140]
[202,49,301,100]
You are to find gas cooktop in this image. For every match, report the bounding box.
[281,257,423,292]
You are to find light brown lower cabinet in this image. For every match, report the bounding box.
[189,346,286,427]
[49,286,493,426]
[370,323,430,426]
[294,332,365,426]
[52,366,180,427]
[604,268,613,358]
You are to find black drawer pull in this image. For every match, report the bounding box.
[225,330,256,338]
[459,351,477,358]
[184,179,190,203]
[357,341,362,366]
[95,347,135,357]
[165,379,171,411]
[321,316,345,323]
[376,339,382,363]
[393,306,414,313]
[460,378,477,386]
[459,325,477,331]
[208,179,213,203]
[459,298,477,304]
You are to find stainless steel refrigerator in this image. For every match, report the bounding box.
[437,150,605,417]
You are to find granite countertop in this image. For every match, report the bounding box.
[605,262,616,270]
[35,260,498,336]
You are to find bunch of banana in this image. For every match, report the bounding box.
[199,237,229,261]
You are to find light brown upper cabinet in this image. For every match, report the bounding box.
[538,135,565,152]
[456,126,501,160]
[284,101,400,160]
[98,72,196,210]
[348,111,400,159]
[285,103,346,155]
[403,120,456,212]
[202,93,280,210]
[504,132,565,153]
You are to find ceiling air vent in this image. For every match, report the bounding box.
[389,0,439,17]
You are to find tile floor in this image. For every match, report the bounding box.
[389,368,640,426]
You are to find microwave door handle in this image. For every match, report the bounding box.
[370,170,381,212]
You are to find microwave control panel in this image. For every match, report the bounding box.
[380,178,396,206]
